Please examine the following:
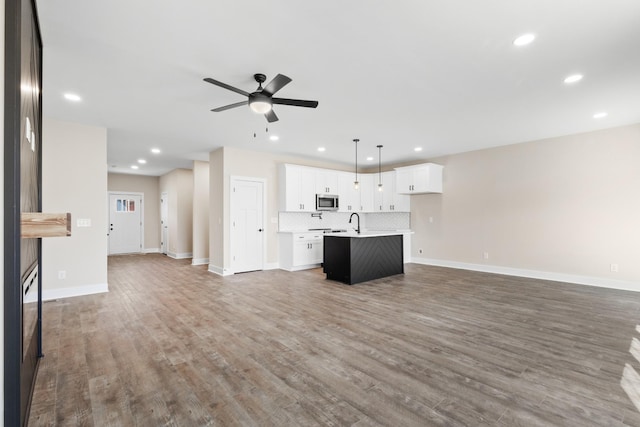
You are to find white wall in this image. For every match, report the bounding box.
[108,173,161,252]
[41,118,108,300]
[208,146,353,274]
[208,149,224,273]
[207,126,640,291]
[192,161,209,265]
[411,123,640,290]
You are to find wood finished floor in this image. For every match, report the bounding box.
[28,254,640,426]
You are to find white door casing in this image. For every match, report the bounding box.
[160,192,168,254]
[108,193,143,255]
[230,177,265,273]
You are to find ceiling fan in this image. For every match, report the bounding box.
[204,73,319,123]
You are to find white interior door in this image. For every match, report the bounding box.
[160,192,168,254]
[109,193,142,255]
[230,178,264,273]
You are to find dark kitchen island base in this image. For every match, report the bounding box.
[323,234,404,285]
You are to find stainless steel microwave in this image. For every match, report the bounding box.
[316,194,339,211]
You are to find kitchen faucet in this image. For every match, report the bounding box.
[349,212,360,234]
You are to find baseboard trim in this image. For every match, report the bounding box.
[192,258,210,266]
[26,283,110,303]
[144,247,160,254]
[168,252,193,260]
[264,262,279,271]
[279,263,322,272]
[208,264,234,276]
[412,258,640,292]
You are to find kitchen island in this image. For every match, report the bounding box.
[323,231,405,285]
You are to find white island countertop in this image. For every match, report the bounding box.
[323,230,413,238]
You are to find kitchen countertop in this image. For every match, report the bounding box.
[328,230,413,238]
[278,229,413,236]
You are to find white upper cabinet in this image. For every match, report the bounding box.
[279,163,415,212]
[373,171,410,212]
[359,174,374,212]
[279,164,317,212]
[395,163,443,194]
[315,169,339,195]
[338,172,361,212]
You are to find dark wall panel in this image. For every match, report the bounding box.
[4,0,43,425]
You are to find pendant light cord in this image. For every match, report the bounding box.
[377,145,383,185]
[353,139,360,189]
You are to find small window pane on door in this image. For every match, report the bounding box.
[116,199,136,212]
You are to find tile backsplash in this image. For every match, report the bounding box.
[366,212,411,230]
[279,211,410,232]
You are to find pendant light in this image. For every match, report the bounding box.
[377,145,383,192]
[353,138,360,190]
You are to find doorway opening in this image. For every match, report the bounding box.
[161,191,168,255]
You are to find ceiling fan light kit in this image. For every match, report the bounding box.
[204,73,318,123]
[249,94,272,114]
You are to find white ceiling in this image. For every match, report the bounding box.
[37,0,640,176]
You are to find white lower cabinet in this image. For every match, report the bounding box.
[279,232,324,271]
[402,233,411,263]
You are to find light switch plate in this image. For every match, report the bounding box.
[77,218,91,227]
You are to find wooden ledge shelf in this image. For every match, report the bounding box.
[21,213,72,238]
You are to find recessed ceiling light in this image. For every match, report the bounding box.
[366,156,374,161]
[63,93,82,102]
[269,135,279,141]
[414,147,423,152]
[593,112,608,119]
[138,159,147,164]
[317,147,326,152]
[131,165,139,170]
[151,148,161,154]
[564,74,583,84]
[513,33,536,46]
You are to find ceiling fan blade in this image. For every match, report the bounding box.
[203,77,250,97]
[272,98,319,108]
[265,109,279,123]
[211,100,247,112]
[262,74,292,96]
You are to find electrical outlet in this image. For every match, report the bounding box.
[483,252,489,260]
[58,270,66,279]
[429,217,434,223]
[611,263,619,273]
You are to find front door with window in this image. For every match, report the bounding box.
[109,193,142,254]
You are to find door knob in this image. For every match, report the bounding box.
[258,228,263,232]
